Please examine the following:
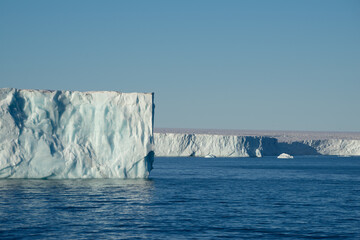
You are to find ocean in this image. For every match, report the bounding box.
[1,156,360,239]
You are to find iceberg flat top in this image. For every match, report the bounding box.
[3,88,154,94]
[155,128,360,141]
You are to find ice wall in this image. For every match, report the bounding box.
[0,88,154,178]
[154,133,278,157]
[154,132,360,157]
[277,139,360,156]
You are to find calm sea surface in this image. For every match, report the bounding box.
[1,156,360,239]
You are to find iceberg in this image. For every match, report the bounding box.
[154,132,278,157]
[154,129,360,157]
[277,153,294,159]
[0,88,155,178]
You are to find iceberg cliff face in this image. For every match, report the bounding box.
[154,133,278,157]
[154,130,360,157]
[0,88,154,178]
[278,139,360,156]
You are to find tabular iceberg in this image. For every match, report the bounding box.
[154,129,360,157]
[154,133,278,157]
[0,88,154,178]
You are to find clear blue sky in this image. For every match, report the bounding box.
[1,0,359,132]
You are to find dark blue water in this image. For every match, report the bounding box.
[1,156,360,239]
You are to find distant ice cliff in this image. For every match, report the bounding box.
[154,129,360,157]
[154,133,277,157]
[0,88,154,178]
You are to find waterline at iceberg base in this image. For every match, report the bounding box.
[0,88,154,179]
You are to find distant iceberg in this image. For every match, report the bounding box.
[0,88,155,179]
[154,132,277,157]
[277,153,294,159]
[154,129,360,157]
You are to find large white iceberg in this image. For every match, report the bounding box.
[154,129,360,157]
[0,88,155,178]
[154,132,278,157]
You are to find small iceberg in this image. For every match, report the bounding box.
[205,154,216,158]
[277,153,294,159]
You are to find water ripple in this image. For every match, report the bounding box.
[1,156,360,239]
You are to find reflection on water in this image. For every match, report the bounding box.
[0,179,156,239]
[1,156,360,239]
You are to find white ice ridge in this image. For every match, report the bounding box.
[0,88,155,178]
[154,129,360,157]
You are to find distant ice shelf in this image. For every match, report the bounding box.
[0,88,155,178]
[154,129,360,157]
[154,132,277,157]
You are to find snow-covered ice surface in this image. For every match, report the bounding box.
[277,153,294,159]
[0,88,154,178]
[154,128,360,157]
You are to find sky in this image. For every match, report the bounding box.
[1,0,359,132]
